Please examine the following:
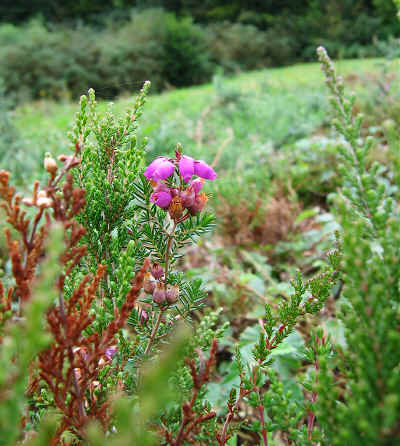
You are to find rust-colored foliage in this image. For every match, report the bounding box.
[39,259,149,445]
[0,171,50,304]
[216,194,306,247]
[0,140,149,444]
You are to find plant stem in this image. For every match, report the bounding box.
[58,292,86,424]
[163,221,176,286]
[144,309,163,355]
[258,403,268,446]
[144,221,176,355]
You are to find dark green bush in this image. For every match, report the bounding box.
[207,22,268,72]
[0,3,398,103]
[0,11,213,102]
[162,13,212,86]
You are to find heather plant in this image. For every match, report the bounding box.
[0,81,224,444]
[304,46,400,445]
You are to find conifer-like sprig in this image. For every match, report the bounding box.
[314,46,400,445]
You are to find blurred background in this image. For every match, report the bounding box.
[1,0,400,321]
[0,0,398,101]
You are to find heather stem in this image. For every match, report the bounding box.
[258,403,268,446]
[218,386,251,444]
[58,292,87,424]
[144,221,176,355]
[144,310,163,355]
[163,221,177,287]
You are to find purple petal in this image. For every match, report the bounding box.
[144,157,166,179]
[151,190,172,209]
[144,157,175,181]
[179,156,195,183]
[194,160,217,180]
[180,188,195,208]
[190,178,204,194]
[105,346,117,359]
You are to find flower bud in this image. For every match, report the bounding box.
[44,155,58,174]
[37,191,53,208]
[189,192,208,215]
[180,188,195,208]
[168,196,184,221]
[72,346,88,361]
[150,263,164,280]
[58,154,68,162]
[166,285,179,304]
[144,272,156,294]
[105,345,117,360]
[22,198,34,206]
[140,310,149,325]
[153,283,166,305]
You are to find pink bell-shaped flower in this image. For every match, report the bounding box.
[144,157,175,181]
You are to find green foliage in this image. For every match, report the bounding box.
[1,2,398,103]
[0,11,213,102]
[3,15,400,441]
[314,46,400,444]
[162,13,212,87]
[0,80,32,185]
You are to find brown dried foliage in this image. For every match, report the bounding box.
[0,172,50,304]
[216,194,305,247]
[39,258,149,445]
[0,140,150,444]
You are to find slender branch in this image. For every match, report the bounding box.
[53,153,79,188]
[217,386,252,445]
[144,222,177,355]
[28,208,44,249]
[144,310,163,355]
[164,221,177,286]
[57,292,86,424]
[258,402,268,446]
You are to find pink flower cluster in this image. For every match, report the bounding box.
[144,152,217,222]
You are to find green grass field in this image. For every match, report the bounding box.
[14,57,394,177]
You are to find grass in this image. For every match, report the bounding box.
[14,57,395,174]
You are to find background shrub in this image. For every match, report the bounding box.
[0,1,399,103]
[0,11,213,102]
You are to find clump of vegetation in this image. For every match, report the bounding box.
[0,1,398,102]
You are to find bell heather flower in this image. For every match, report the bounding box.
[150,190,172,209]
[139,310,149,325]
[144,157,175,181]
[153,283,166,305]
[189,192,208,215]
[194,160,217,180]
[180,187,195,208]
[166,285,179,304]
[150,262,164,280]
[144,151,217,218]
[190,178,204,193]
[105,346,117,359]
[143,272,156,294]
[179,155,195,182]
